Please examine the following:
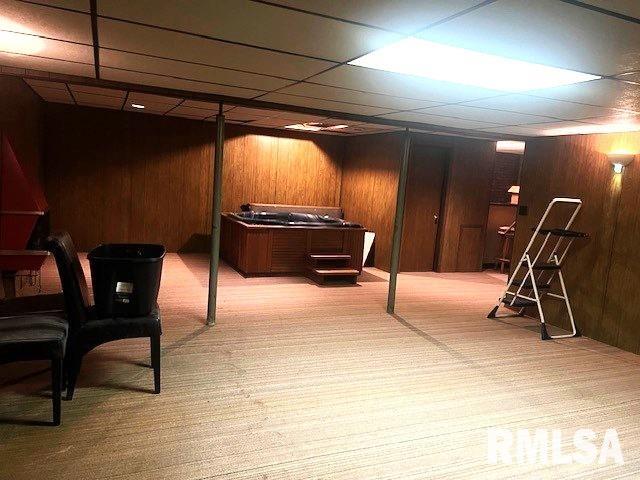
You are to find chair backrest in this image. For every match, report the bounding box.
[45,232,92,330]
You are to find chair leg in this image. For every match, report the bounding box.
[52,357,62,426]
[150,334,161,394]
[66,354,82,401]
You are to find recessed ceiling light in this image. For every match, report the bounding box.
[496,140,525,154]
[0,18,45,55]
[349,37,600,92]
[131,103,145,109]
[543,123,640,136]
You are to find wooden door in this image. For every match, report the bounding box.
[400,145,448,272]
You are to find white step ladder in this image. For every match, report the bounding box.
[487,197,589,340]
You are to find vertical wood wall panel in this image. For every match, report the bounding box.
[340,133,402,271]
[44,105,344,251]
[511,134,634,351]
[437,138,495,272]
[340,132,495,272]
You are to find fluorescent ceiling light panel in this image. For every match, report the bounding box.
[496,140,525,154]
[349,38,600,92]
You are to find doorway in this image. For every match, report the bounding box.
[399,144,449,272]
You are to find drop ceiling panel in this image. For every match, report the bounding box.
[28,85,74,104]
[127,92,182,106]
[0,52,94,77]
[462,94,625,120]
[417,0,640,75]
[24,78,67,90]
[168,105,217,119]
[276,82,443,110]
[267,0,486,34]
[0,0,92,44]
[100,67,263,98]
[100,49,291,92]
[481,120,596,136]
[417,104,558,125]
[98,0,401,62]
[46,1,90,12]
[98,18,332,80]
[69,84,126,98]
[181,99,222,110]
[311,65,503,104]
[526,79,640,112]
[379,111,503,130]
[269,111,328,122]
[73,92,124,109]
[580,1,640,19]
[258,92,394,116]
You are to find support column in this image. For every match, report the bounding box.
[206,104,225,325]
[386,128,411,314]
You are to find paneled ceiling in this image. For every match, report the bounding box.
[2,0,640,137]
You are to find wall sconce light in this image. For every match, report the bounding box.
[507,185,520,205]
[607,153,634,174]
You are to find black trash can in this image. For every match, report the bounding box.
[88,244,166,318]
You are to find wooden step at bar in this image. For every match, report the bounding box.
[309,254,352,261]
[313,268,360,276]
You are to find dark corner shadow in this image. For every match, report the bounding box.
[389,312,474,366]
[0,417,55,427]
[178,234,210,254]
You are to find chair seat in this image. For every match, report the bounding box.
[72,308,161,354]
[0,315,68,360]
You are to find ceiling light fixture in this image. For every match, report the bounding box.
[496,140,525,154]
[0,18,45,55]
[285,123,322,132]
[131,103,145,109]
[543,123,640,136]
[284,122,349,132]
[349,37,600,92]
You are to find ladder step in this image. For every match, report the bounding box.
[536,228,589,238]
[511,278,551,289]
[502,293,537,308]
[522,261,561,270]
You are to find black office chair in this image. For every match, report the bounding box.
[45,232,161,400]
[0,315,68,425]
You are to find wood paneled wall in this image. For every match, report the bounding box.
[223,126,343,212]
[340,132,495,272]
[0,76,44,183]
[44,105,344,251]
[512,132,640,354]
[340,133,403,271]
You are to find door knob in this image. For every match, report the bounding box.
[433,213,439,224]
